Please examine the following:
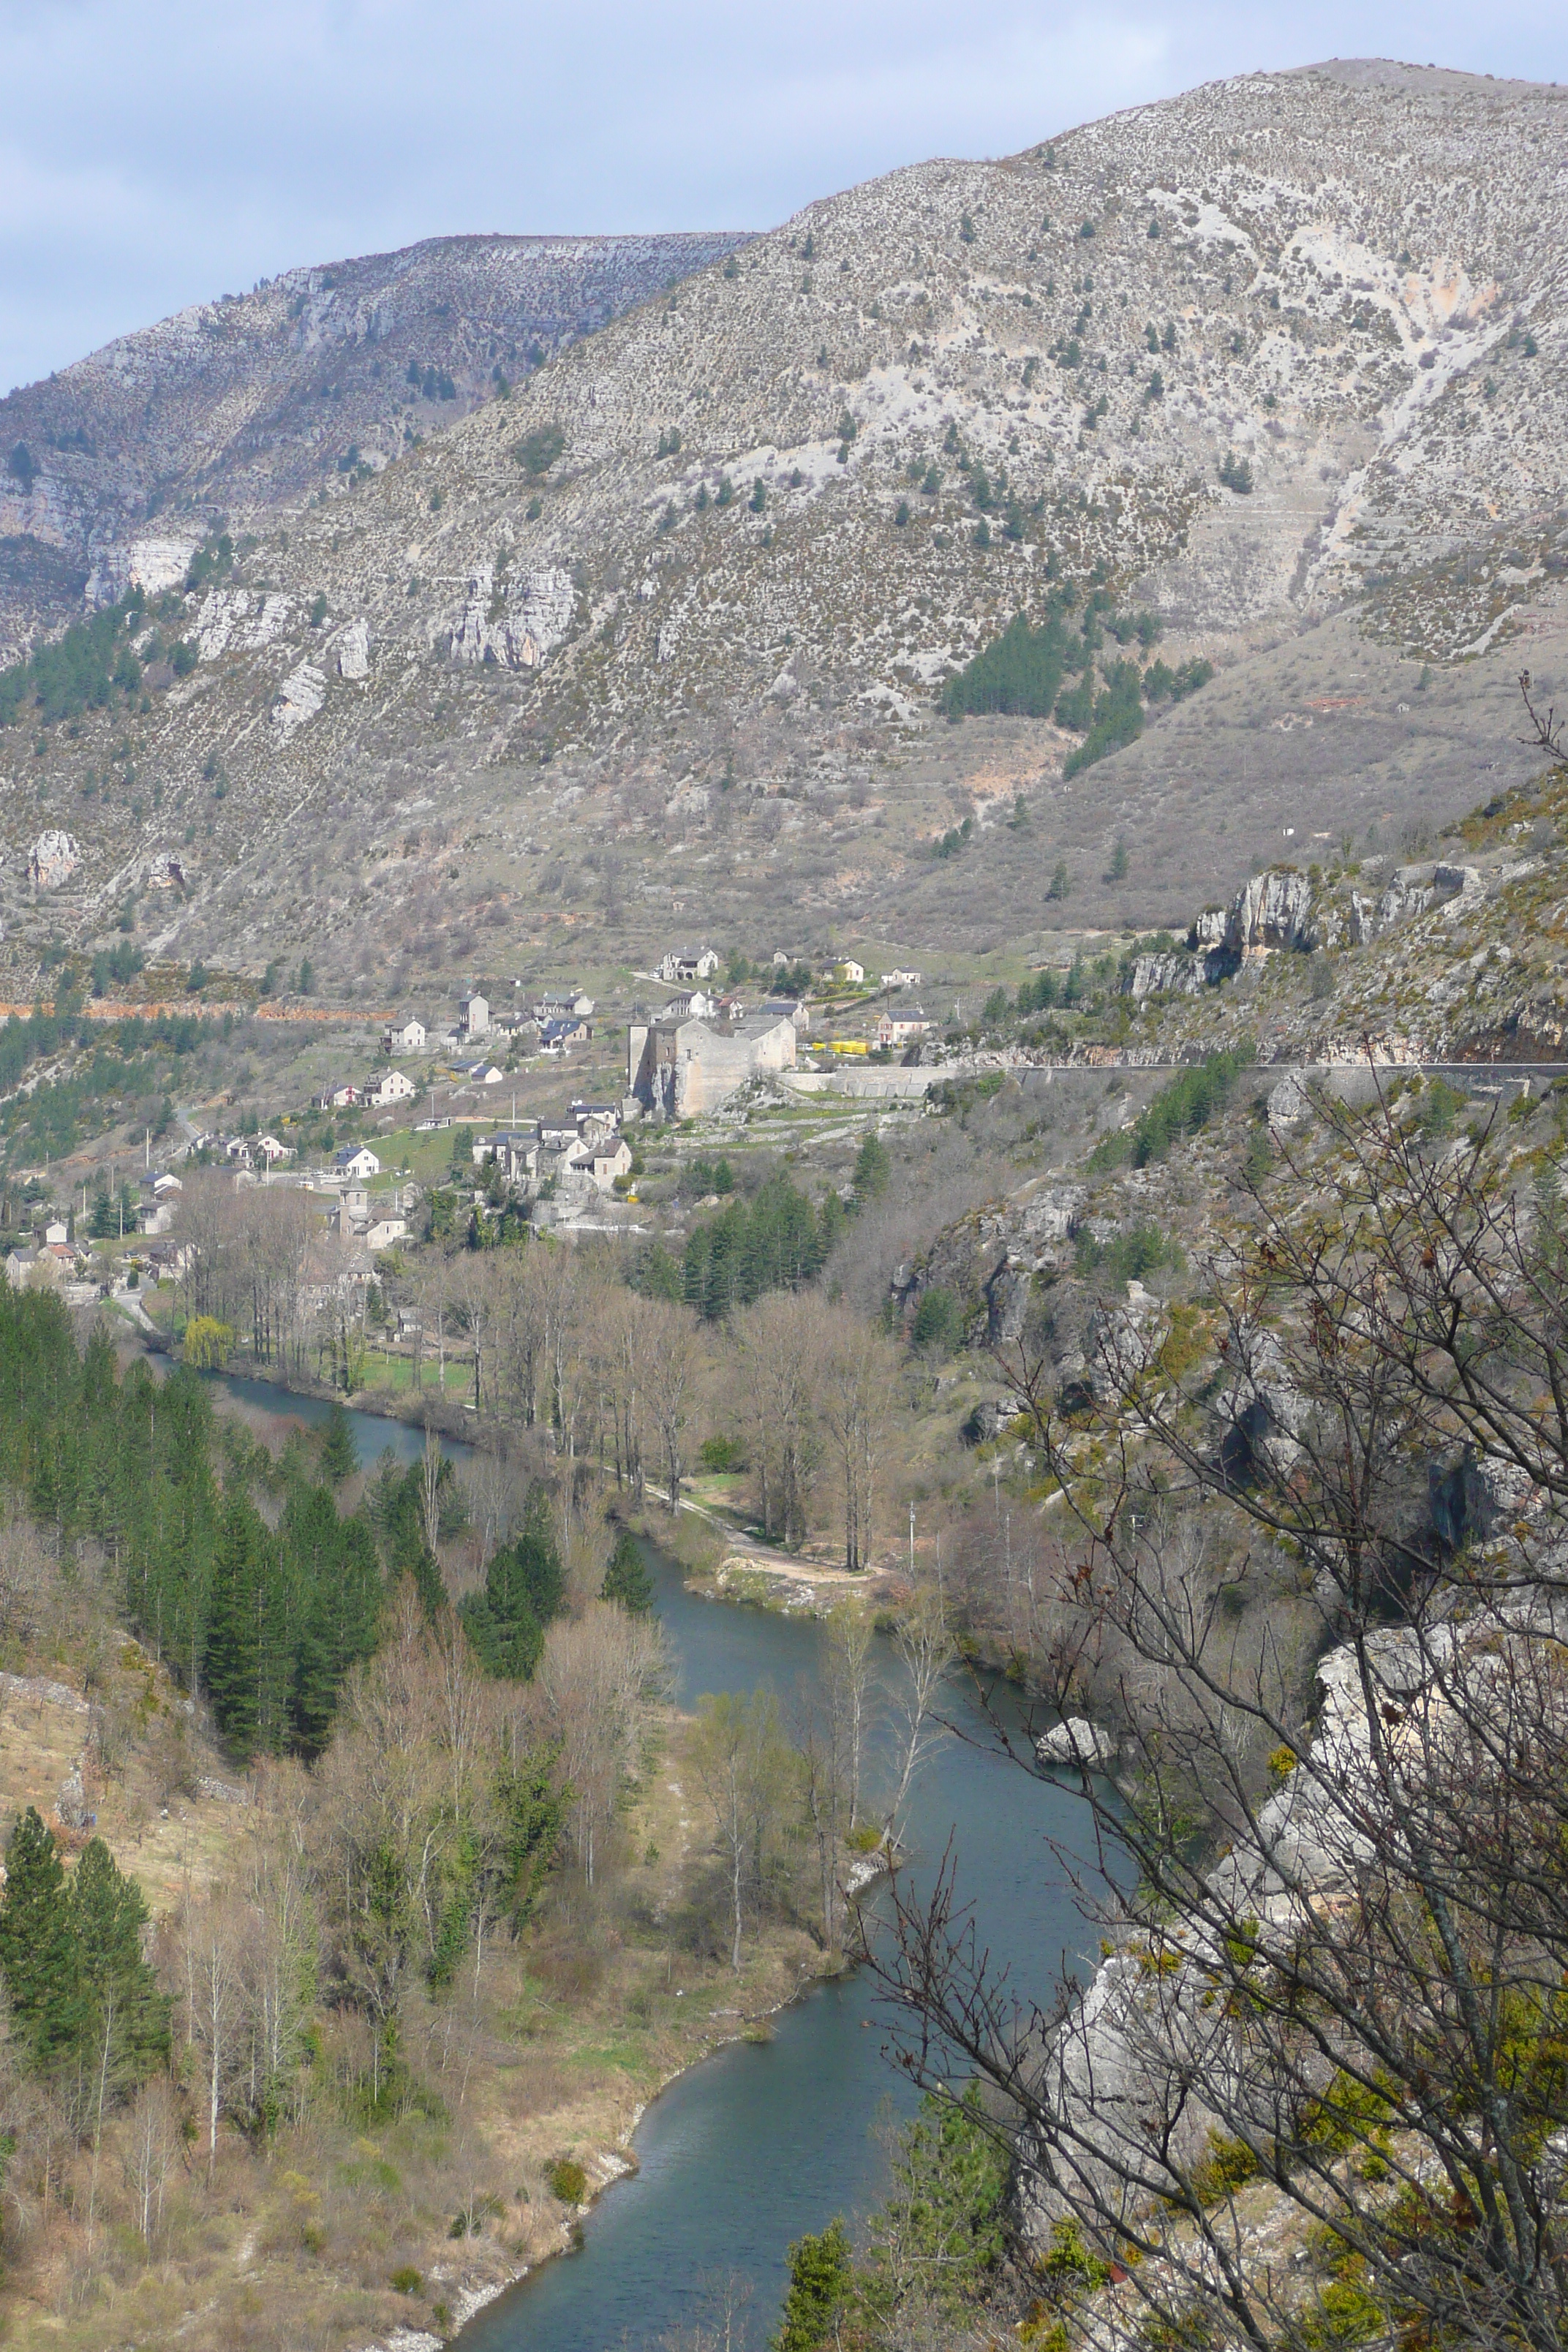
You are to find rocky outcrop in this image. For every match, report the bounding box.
[1228,867,1315,957]
[56,1761,90,1830]
[1126,870,1316,1000]
[1349,863,1434,943]
[1126,950,1205,1000]
[334,617,370,679]
[451,562,576,670]
[1036,1717,1120,1768]
[1215,1326,1311,1480]
[195,589,295,660]
[27,829,80,889]
[1084,1281,1168,1407]
[1016,1608,1547,2248]
[271,661,326,733]
[1266,1071,1311,1127]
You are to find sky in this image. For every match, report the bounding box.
[1,0,1565,394]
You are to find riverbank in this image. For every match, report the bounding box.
[0,1697,845,2352]
[617,1497,902,1623]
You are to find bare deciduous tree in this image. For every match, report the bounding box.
[883,1093,1568,2352]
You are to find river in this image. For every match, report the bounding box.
[206,1377,1104,2352]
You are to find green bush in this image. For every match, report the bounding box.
[1187,2130,1260,2205]
[514,423,565,478]
[546,2157,588,2204]
[1075,1224,1180,1286]
[391,2266,423,2294]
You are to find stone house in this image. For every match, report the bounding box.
[333,1145,382,1180]
[366,1068,418,1109]
[572,1136,633,1192]
[656,947,719,984]
[761,995,811,1033]
[627,1010,797,1118]
[876,1009,930,1047]
[533,989,595,1020]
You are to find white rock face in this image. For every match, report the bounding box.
[271,662,327,732]
[1036,1717,1119,1768]
[1267,1072,1311,1127]
[195,589,294,660]
[1126,949,1205,1000]
[28,829,80,889]
[88,534,197,606]
[451,562,574,669]
[1349,866,1434,944]
[1229,866,1313,954]
[335,617,370,679]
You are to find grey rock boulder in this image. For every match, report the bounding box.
[1036,1717,1119,1768]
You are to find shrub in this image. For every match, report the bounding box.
[391,2266,423,2295]
[1074,1225,1178,1286]
[1187,2131,1259,2206]
[546,2157,588,2205]
[514,423,565,478]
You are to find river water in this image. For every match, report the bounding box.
[205,1378,1104,2352]
[467,1542,1106,2352]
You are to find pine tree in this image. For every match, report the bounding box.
[67,1838,170,2091]
[460,1485,561,1676]
[320,1401,358,1485]
[412,1546,448,1623]
[493,1745,567,1928]
[0,1807,75,2064]
[602,1528,655,1616]
[852,1131,891,1204]
[205,1490,264,1752]
[772,2219,853,2352]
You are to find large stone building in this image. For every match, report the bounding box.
[627,1011,796,1117]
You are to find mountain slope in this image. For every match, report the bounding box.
[0,231,749,659]
[1,61,1566,989]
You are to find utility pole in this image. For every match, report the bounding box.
[908,1499,916,1582]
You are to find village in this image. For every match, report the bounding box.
[0,947,932,1382]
